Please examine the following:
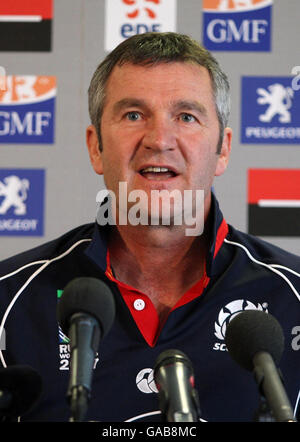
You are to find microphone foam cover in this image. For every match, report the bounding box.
[225,310,284,371]
[57,277,115,338]
[0,365,43,417]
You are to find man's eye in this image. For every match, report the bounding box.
[180,113,196,123]
[126,111,141,121]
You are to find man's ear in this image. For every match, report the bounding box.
[86,125,103,175]
[215,127,232,177]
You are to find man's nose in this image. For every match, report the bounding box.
[142,116,176,152]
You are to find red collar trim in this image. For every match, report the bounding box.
[214,218,229,258]
[105,219,228,347]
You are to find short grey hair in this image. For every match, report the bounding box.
[88,32,230,153]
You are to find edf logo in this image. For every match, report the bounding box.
[0,75,56,144]
[104,0,177,52]
[203,0,272,51]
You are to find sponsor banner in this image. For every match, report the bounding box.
[203,0,272,52]
[248,169,300,237]
[0,67,6,91]
[0,169,45,236]
[104,0,177,52]
[0,0,53,51]
[0,76,56,144]
[241,76,300,144]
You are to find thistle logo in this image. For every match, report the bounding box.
[241,77,300,144]
[203,0,272,51]
[0,75,56,143]
[213,299,268,351]
[104,0,177,51]
[136,368,158,394]
[0,169,45,236]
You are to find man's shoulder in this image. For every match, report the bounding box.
[226,224,300,270]
[0,223,95,274]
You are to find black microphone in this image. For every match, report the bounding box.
[0,365,42,421]
[225,310,297,422]
[153,349,201,422]
[57,277,115,422]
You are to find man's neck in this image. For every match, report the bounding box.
[108,224,209,319]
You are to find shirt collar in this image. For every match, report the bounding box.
[206,192,229,277]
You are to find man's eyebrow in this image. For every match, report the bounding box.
[112,98,208,117]
[112,98,147,114]
[172,100,208,117]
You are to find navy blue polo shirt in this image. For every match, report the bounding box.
[0,194,299,422]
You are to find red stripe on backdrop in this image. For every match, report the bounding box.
[248,169,300,204]
[0,0,52,19]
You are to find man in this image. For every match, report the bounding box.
[0,32,299,422]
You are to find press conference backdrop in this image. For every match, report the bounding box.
[0,0,299,260]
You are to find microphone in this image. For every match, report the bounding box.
[153,349,201,422]
[0,365,42,421]
[57,277,115,422]
[225,310,297,422]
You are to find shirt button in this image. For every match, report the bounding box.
[133,299,145,311]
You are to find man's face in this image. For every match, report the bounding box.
[87,61,231,224]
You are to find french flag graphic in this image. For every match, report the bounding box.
[248,169,300,237]
[0,0,53,51]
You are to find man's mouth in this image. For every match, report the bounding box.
[139,166,178,180]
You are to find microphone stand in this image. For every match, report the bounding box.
[252,362,275,421]
[253,395,275,422]
[0,389,16,422]
[252,362,296,422]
